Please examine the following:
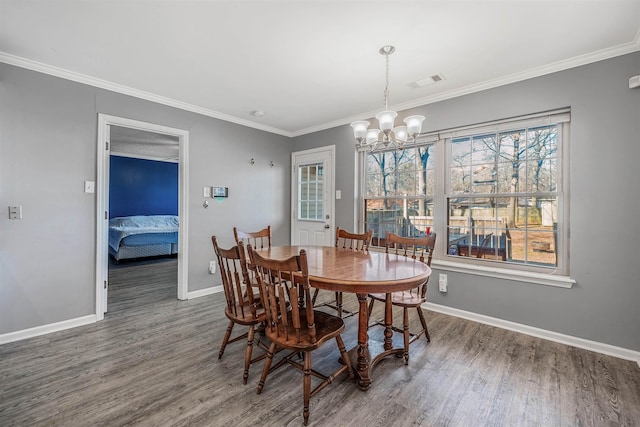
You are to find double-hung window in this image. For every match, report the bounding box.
[361,108,570,277]
[364,143,436,246]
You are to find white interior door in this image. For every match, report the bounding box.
[291,146,335,246]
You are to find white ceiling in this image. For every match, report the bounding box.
[1,1,639,137]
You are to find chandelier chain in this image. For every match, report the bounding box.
[384,52,390,110]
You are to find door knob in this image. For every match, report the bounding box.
[324,224,330,229]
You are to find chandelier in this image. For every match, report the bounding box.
[350,45,425,151]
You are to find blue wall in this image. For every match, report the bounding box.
[109,155,178,219]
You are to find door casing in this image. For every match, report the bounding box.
[291,145,335,246]
[96,114,189,320]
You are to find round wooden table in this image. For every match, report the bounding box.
[255,245,432,390]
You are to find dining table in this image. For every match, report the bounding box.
[254,245,432,390]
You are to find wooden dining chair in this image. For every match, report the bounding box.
[248,245,354,426]
[311,227,372,318]
[367,231,436,364]
[212,236,268,384]
[233,225,271,250]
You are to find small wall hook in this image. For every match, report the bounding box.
[270,161,274,167]
[250,158,255,166]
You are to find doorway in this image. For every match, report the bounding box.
[291,145,335,246]
[96,114,189,320]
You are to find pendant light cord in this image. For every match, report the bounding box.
[384,51,390,110]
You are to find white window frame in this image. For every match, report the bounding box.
[358,108,574,288]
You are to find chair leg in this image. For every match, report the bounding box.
[219,320,234,359]
[367,297,375,316]
[303,351,312,426]
[416,306,431,342]
[257,342,277,394]
[403,308,410,365]
[243,325,255,385]
[336,335,354,380]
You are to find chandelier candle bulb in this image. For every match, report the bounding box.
[404,115,426,137]
[351,121,370,143]
[366,129,380,145]
[376,111,397,132]
[393,126,408,143]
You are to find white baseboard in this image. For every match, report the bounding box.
[187,285,222,299]
[0,314,97,345]
[423,302,640,366]
[1,287,223,346]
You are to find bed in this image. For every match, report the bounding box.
[109,215,179,262]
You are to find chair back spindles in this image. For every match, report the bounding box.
[249,245,315,346]
[335,227,372,251]
[234,226,272,250]
[385,234,435,263]
[213,237,259,320]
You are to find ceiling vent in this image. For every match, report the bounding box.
[409,73,446,88]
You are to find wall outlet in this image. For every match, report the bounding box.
[439,274,448,292]
[209,261,216,274]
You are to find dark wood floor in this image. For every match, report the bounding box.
[1,258,639,426]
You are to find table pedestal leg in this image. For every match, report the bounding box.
[347,293,406,391]
[349,293,372,390]
[383,293,393,351]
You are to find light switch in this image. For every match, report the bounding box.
[9,206,22,220]
[84,181,95,193]
[203,186,212,198]
[335,190,342,200]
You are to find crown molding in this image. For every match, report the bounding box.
[0,52,294,138]
[292,35,640,137]
[2,33,638,140]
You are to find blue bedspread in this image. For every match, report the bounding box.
[109,215,179,251]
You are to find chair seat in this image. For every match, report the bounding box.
[368,291,425,307]
[265,310,345,351]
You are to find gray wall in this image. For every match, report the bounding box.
[292,125,358,231]
[0,63,292,334]
[293,52,640,352]
[2,52,639,352]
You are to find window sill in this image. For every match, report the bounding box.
[431,259,575,288]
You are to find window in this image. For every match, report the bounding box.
[361,109,570,275]
[298,163,324,220]
[364,145,435,246]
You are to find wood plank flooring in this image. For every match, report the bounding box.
[1,258,639,426]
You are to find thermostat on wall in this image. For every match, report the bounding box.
[212,186,228,198]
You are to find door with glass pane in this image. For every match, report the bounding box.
[291,146,334,245]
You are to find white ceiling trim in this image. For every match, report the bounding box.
[2,28,639,140]
[291,32,640,137]
[0,51,293,138]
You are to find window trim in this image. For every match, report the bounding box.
[433,259,575,288]
[358,108,572,284]
[365,245,574,287]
